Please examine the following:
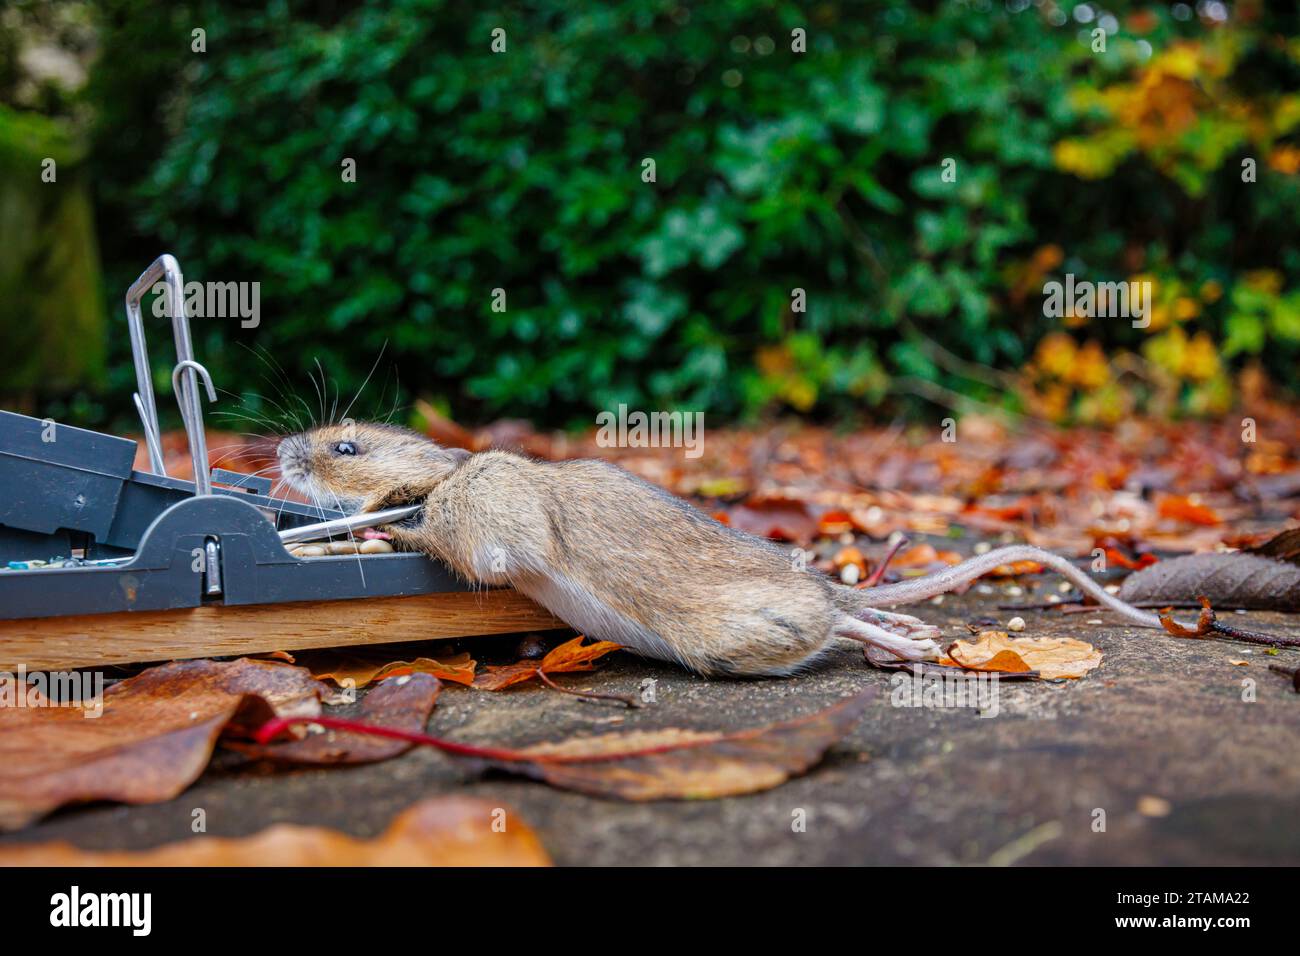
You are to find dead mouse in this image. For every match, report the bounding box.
[278,422,1176,677]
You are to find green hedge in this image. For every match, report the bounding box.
[82,1,1300,429]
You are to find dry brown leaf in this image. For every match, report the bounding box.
[473,636,621,691]
[0,797,549,866]
[1118,551,1300,611]
[0,659,327,831]
[301,650,476,688]
[225,674,441,765]
[948,631,1102,680]
[497,690,871,800]
[722,496,818,543]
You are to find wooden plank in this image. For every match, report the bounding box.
[0,590,567,671]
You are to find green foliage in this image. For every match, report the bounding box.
[77,1,1300,429]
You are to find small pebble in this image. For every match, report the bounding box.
[1007,616,1026,632]
[929,595,945,605]
[1087,619,1103,625]
[1105,584,1120,594]
[840,563,861,585]
[358,538,394,554]
[1005,585,1024,597]
[1137,795,1172,818]
[976,584,994,595]
[515,634,549,659]
[1058,581,1073,593]
[973,541,992,555]
[1048,594,1061,604]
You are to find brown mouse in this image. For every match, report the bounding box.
[278,422,1176,677]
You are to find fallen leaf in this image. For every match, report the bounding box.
[1157,494,1221,526]
[1243,526,1300,564]
[474,636,621,691]
[832,546,868,574]
[724,496,818,543]
[818,509,855,535]
[1118,551,1300,611]
[0,659,326,831]
[940,648,1033,674]
[0,797,549,866]
[948,631,1103,680]
[891,543,963,569]
[498,691,872,800]
[301,651,476,688]
[225,674,441,764]
[984,560,1045,577]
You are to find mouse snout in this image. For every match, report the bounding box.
[277,435,311,482]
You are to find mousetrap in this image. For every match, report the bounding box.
[0,255,563,671]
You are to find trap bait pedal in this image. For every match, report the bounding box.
[0,255,562,671]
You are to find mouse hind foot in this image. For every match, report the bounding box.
[835,610,943,662]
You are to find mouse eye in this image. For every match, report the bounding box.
[333,441,358,456]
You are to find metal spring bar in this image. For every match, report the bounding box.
[171,360,218,496]
[125,254,200,476]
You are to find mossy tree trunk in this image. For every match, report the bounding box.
[0,105,106,411]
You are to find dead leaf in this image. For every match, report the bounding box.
[724,496,818,543]
[891,543,963,569]
[0,659,326,831]
[301,650,476,688]
[1118,551,1300,611]
[474,636,621,691]
[497,691,871,800]
[225,674,441,765]
[1157,494,1221,526]
[1243,526,1300,565]
[948,631,1102,679]
[832,546,868,574]
[0,797,549,866]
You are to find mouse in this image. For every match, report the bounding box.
[277,422,1180,677]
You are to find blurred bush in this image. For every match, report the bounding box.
[17,1,1300,427]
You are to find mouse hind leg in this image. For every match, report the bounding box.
[835,610,944,661]
[685,602,837,678]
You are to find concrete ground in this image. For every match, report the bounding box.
[5,584,1300,866]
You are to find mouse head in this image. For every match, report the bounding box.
[277,421,468,512]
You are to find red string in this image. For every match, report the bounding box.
[252,714,704,764]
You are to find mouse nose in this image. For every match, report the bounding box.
[276,436,302,463]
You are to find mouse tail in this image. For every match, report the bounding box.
[832,545,1167,630]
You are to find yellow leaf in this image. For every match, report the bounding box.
[948,631,1103,680]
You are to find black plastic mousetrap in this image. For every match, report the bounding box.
[0,256,560,671]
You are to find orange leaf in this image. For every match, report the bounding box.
[473,636,622,691]
[0,797,549,866]
[1157,494,1221,527]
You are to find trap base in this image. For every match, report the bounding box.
[0,588,565,672]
